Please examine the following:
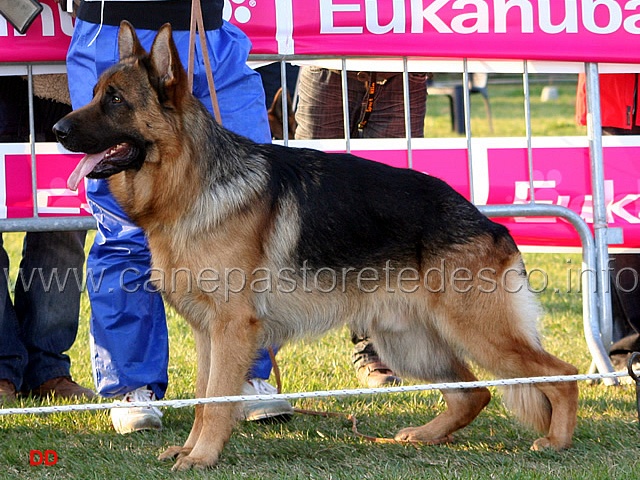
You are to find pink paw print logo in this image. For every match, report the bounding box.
[223,0,257,24]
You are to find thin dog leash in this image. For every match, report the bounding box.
[188,0,222,124]
[266,347,443,446]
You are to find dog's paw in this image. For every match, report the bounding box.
[531,436,571,452]
[158,446,190,461]
[394,426,418,442]
[171,454,218,471]
[394,427,453,445]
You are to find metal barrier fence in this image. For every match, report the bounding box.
[0,57,632,385]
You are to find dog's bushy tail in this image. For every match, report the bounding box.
[501,384,552,433]
[496,263,552,434]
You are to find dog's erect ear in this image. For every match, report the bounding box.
[118,20,146,60]
[149,23,185,93]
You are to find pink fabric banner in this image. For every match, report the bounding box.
[0,0,75,63]
[2,152,89,218]
[1,0,639,63]
[2,141,640,248]
[485,145,640,248]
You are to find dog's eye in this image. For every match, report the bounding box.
[112,95,122,104]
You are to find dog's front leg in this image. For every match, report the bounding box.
[171,306,261,471]
[158,325,211,462]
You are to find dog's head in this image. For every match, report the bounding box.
[54,21,189,191]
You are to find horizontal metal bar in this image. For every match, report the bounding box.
[0,217,96,232]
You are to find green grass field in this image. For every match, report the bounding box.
[1,76,638,479]
[425,75,585,138]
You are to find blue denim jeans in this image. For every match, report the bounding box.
[0,231,86,391]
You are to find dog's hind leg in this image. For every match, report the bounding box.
[370,327,491,444]
[490,345,578,451]
[450,286,578,451]
[158,325,211,462]
[394,359,491,444]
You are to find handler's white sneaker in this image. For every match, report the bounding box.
[111,386,163,434]
[241,379,294,423]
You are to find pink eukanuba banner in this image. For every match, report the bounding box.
[1,0,640,62]
[3,140,640,249]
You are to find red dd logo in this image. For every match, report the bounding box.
[29,449,58,466]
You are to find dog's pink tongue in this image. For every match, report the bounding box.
[67,150,108,191]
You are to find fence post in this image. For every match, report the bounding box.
[585,62,617,385]
[27,65,38,220]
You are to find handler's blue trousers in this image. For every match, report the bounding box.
[67,20,274,399]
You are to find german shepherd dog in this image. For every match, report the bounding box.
[54,22,578,471]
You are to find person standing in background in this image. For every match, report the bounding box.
[576,72,640,372]
[0,75,92,404]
